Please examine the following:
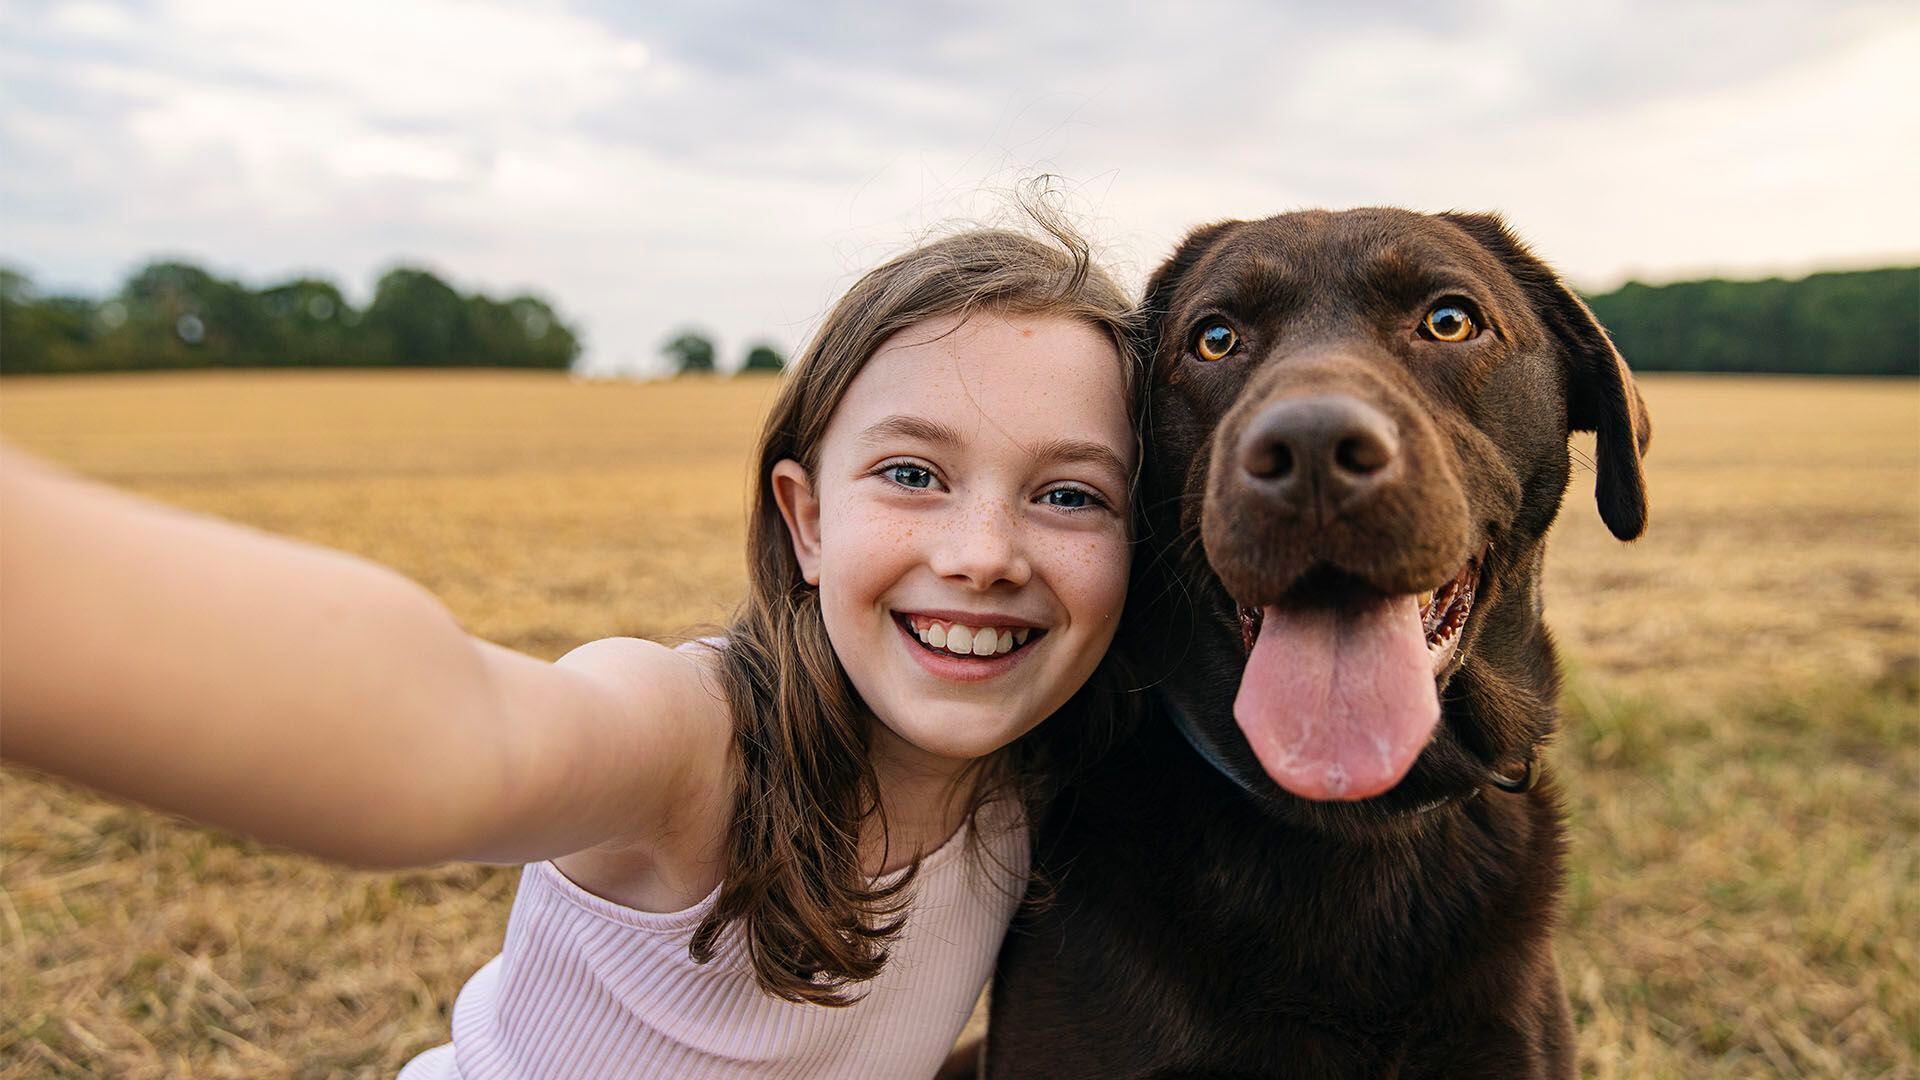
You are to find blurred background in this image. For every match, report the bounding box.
[3,0,1917,376]
[2,1,1916,1077]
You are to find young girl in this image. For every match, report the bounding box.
[0,224,1140,1077]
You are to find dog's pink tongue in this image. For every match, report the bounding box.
[1233,595,1440,800]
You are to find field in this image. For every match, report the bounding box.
[1,370,1915,1078]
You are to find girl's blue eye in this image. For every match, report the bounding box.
[1043,488,1095,510]
[888,464,934,489]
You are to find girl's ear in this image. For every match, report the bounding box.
[770,459,823,585]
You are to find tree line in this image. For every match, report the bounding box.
[1583,266,1918,376]
[0,262,581,374]
[4,258,1910,377]
[659,331,786,375]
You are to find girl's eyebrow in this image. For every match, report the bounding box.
[856,414,964,448]
[1026,437,1132,484]
[858,415,1130,484]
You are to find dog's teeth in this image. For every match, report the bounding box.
[927,622,947,649]
[1013,627,1030,645]
[971,628,997,656]
[946,625,974,653]
[996,629,1015,654]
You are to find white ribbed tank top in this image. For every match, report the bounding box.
[398,797,1027,1079]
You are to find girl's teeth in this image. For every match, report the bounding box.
[911,620,1028,657]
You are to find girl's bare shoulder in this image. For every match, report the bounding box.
[553,635,735,777]
[546,637,738,908]
[555,636,728,706]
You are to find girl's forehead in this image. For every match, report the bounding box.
[827,312,1132,450]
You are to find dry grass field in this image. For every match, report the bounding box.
[1,370,1915,1078]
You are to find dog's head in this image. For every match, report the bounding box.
[1132,208,1648,824]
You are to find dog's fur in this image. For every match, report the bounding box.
[986,209,1649,1078]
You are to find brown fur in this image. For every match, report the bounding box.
[987,209,1649,1076]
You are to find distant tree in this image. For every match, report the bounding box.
[465,295,519,368]
[1586,267,1919,376]
[101,260,271,369]
[505,295,579,369]
[0,268,95,373]
[466,293,580,369]
[662,330,716,375]
[741,341,786,373]
[258,277,359,365]
[3,260,587,375]
[363,266,472,365]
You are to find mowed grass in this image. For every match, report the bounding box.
[1,370,1915,1078]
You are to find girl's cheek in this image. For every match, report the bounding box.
[828,500,920,556]
[1039,530,1132,608]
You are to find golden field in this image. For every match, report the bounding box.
[1,370,1915,1078]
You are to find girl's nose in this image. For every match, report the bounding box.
[929,508,1032,590]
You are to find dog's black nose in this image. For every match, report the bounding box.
[1237,396,1401,518]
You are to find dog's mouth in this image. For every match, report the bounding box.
[1230,555,1482,802]
[1238,557,1479,671]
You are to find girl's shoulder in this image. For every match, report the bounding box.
[548,635,739,911]
[551,636,736,792]
[553,636,731,724]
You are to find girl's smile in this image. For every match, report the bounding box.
[772,310,1135,769]
[893,610,1044,682]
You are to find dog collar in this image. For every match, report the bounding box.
[1161,689,1275,802]
[1159,690,1539,814]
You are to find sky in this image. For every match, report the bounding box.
[3,0,1917,376]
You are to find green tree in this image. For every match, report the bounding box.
[1586,267,1919,376]
[258,278,359,365]
[662,329,716,375]
[465,294,580,369]
[3,261,588,375]
[363,266,472,366]
[513,296,580,369]
[99,260,271,370]
[0,268,95,374]
[741,341,785,373]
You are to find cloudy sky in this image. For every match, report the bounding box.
[4,0,1916,375]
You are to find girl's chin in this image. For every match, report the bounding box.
[868,713,1035,770]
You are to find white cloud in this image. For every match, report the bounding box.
[165,0,650,123]
[2,0,1914,375]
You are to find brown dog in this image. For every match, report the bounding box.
[986,209,1649,1078]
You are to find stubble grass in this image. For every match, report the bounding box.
[1,370,1914,1077]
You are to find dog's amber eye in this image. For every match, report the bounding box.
[1424,305,1476,342]
[1195,322,1239,361]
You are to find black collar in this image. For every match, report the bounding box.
[1161,690,1539,815]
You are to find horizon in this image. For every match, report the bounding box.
[5,0,1917,376]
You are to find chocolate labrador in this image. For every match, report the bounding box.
[986,209,1649,1078]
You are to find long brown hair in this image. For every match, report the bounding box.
[688,217,1140,1005]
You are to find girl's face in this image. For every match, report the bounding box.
[772,311,1134,770]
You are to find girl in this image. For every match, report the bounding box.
[0,223,1140,1077]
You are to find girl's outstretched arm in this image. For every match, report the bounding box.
[0,445,728,868]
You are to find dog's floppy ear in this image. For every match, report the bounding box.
[1140,220,1242,362]
[1442,212,1650,541]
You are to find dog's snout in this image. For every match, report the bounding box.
[1237,397,1400,516]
